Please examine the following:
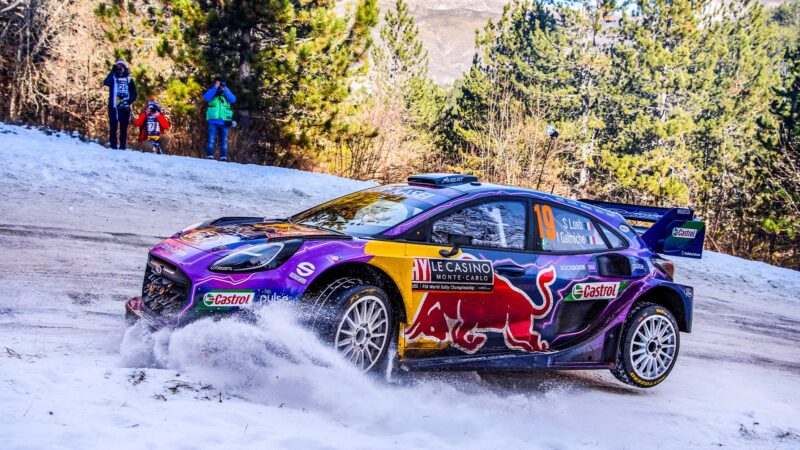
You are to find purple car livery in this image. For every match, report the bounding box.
[126,173,704,387]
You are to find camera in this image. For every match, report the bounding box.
[220,81,227,88]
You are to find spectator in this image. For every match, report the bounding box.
[203,76,236,161]
[133,98,171,154]
[103,58,137,150]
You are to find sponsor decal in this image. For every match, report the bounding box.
[631,261,646,271]
[181,229,221,243]
[375,186,436,201]
[327,255,341,263]
[677,208,691,215]
[296,262,316,277]
[289,272,307,285]
[586,262,597,272]
[680,251,701,257]
[405,265,557,354]
[289,262,316,285]
[442,176,465,184]
[259,290,290,302]
[568,282,627,301]
[619,224,630,233]
[256,223,339,238]
[683,288,694,298]
[157,242,188,257]
[412,258,494,292]
[559,264,586,272]
[672,227,697,239]
[202,290,254,308]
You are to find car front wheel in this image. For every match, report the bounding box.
[307,278,394,373]
[611,302,680,388]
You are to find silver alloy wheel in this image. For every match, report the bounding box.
[629,315,677,380]
[334,295,389,372]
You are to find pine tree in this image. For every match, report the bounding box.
[597,0,713,204]
[371,0,440,128]
[438,0,581,189]
[196,0,378,164]
[758,40,800,239]
[324,0,442,181]
[693,1,780,240]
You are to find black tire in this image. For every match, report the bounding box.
[304,278,395,374]
[611,302,680,388]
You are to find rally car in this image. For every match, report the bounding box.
[126,173,705,388]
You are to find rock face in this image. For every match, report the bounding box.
[377,0,506,84]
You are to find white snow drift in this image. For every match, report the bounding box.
[0,123,798,449]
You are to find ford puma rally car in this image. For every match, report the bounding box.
[127,173,705,388]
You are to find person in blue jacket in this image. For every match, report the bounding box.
[103,58,137,150]
[203,77,237,161]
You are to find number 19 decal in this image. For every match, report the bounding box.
[534,204,556,240]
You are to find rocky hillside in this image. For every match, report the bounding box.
[379,0,786,84]
[378,0,506,83]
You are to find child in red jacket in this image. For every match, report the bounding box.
[134,98,171,153]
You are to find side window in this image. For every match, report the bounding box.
[431,201,526,250]
[533,203,608,252]
[599,223,627,249]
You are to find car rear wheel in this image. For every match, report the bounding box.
[306,278,394,374]
[611,302,680,388]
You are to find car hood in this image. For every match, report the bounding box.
[174,220,345,252]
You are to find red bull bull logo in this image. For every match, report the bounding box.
[404,266,557,354]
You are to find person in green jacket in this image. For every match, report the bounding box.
[203,76,237,161]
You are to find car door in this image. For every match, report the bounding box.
[403,198,555,355]
[529,201,624,347]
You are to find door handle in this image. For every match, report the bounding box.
[494,264,526,277]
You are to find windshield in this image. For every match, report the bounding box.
[291,185,454,236]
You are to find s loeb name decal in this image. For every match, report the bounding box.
[412,258,494,292]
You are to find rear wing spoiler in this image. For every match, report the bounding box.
[580,199,705,259]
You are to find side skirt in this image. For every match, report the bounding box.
[399,324,623,372]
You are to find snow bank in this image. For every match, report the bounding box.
[1,123,799,449]
[0,123,370,236]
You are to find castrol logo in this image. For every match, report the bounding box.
[672,227,697,239]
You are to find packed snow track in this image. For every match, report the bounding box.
[0,124,798,449]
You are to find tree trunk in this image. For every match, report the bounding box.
[238,26,252,129]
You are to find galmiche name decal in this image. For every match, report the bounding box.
[412,258,494,292]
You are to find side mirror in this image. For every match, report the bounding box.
[440,233,472,258]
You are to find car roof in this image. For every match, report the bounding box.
[399,173,628,227]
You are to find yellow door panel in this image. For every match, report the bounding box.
[363,240,453,357]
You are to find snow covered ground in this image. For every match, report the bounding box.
[0,123,798,449]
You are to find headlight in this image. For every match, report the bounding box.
[209,240,302,273]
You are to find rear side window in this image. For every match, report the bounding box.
[599,223,627,249]
[533,203,608,252]
[431,201,526,250]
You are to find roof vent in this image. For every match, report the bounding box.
[407,173,478,186]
